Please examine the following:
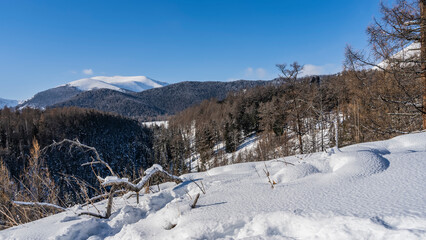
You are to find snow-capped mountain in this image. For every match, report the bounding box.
[373,42,420,70]
[64,76,168,92]
[0,98,19,108]
[18,76,168,109]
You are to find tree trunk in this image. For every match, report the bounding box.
[334,112,339,149]
[105,186,116,218]
[421,0,426,129]
[136,191,139,204]
[296,112,303,154]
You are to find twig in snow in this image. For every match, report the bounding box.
[190,178,206,194]
[253,166,261,178]
[263,163,276,189]
[184,189,192,200]
[191,193,200,209]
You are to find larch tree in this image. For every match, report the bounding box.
[276,62,306,154]
[346,0,426,130]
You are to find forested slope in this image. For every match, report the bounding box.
[52,80,269,119]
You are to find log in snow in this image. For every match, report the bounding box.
[98,164,182,192]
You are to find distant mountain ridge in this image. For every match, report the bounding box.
[18,75,168,109]
[0,98,19,108]
[17,76,270,119]
[52,80,270,119]
[18,86,82,109]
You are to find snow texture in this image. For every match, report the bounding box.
[2,132,426,239]
[0,98,19,108]
[64,76,167,92]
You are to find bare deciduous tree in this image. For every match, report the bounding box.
[276,62,307,153]
[346,0,426,130]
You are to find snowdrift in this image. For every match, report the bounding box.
[2,132,426,239]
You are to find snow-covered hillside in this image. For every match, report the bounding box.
[0,98,19,108]
[141,121,169,128]
[65,76,167,92]
[2,132,426,239]
[373,42,420,70]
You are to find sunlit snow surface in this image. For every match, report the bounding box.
[2,132,426,239]
[65,76,166,92]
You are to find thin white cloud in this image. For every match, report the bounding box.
[82,69,94,75]
[256,68,267,79]
[244,67,254,77]
[300,64,341,77]
[244,67,267,79]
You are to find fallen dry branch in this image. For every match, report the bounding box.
[12,201,66,211]
[98,164,182,192]
[79,186,116,219]
[81,164,182,218]
[77,211,106,219]
[81,189,127,207]
[42,140,184,219]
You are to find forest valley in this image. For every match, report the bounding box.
[0,0,425,231]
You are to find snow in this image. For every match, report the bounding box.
[99,176,130,186]
[99,164,181,190]
[141,121,169,128]
[64,76,167,92]
[373,42,420,70]
[0,98,19,108]
[2,132,426,239]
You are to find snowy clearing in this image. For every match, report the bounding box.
[1,132,426,239]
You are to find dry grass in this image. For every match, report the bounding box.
[0,138,62,229]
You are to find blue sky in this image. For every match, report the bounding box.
[0,0,380,100]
